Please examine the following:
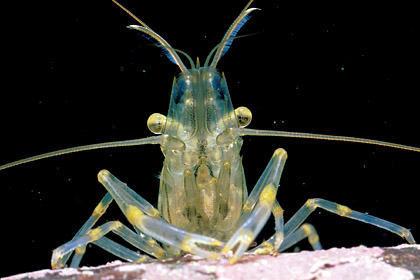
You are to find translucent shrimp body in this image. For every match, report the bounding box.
[0,0,417,269]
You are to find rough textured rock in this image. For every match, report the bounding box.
[4,244,419,280]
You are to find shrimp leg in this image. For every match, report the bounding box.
[97,170,223,259]
[253,198,415,255]
[221,148,288,262]
[51,193,164,269]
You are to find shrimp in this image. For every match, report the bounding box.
[1,0,418,273]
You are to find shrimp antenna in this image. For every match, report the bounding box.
[0,137,163,171]
[210,0,259,68]
[112,0,189,73]
[239,128,420,152]
[204,32,260,67]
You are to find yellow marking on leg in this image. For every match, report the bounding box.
[180,235,221,258]
[222,229,253,254]
[309,234,319,245]
[154,248,165,259]
[400,228,415,243]
[227,230,253,264]
[337,204,352,217]
[260,183,276,204]
[148,208,161,218]
[274,148,288,159]
[75,246,86,255]
[145,238,164,259]
[181,235,192,252]
[51,249,64,269]
[88,222,122,240]
[88,228,103,240]
[242,201,253,212]
[301,224,320,245]
[261,241,272,248]
[273,204,284,216]
[126,205,145,226]
[241,229,254,245]
[93,201,106,216]
[306,199,317,211]
[98,169,111,184]
[135,256,148,263]
[401,229,410,238]
[181,235,223,250]
[113,221,123,229]
[148,239,158,245]
[254,241,274,255]
[301,224,312,235]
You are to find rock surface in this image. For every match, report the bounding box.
[4,244,419,280]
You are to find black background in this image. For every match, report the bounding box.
[2,1,419,277]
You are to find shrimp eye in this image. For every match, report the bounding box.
[147,113,167,134]
[234,106,252,128]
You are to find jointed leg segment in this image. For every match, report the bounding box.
[253,197,415,257]
[52,168,226,269]
[52,192,114,269]
[52,148,415,268]
[252,222,321,255]
[98,170,223,259]
[222,149,288,262]
[283,198,415,245]
[52,220,165,269]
